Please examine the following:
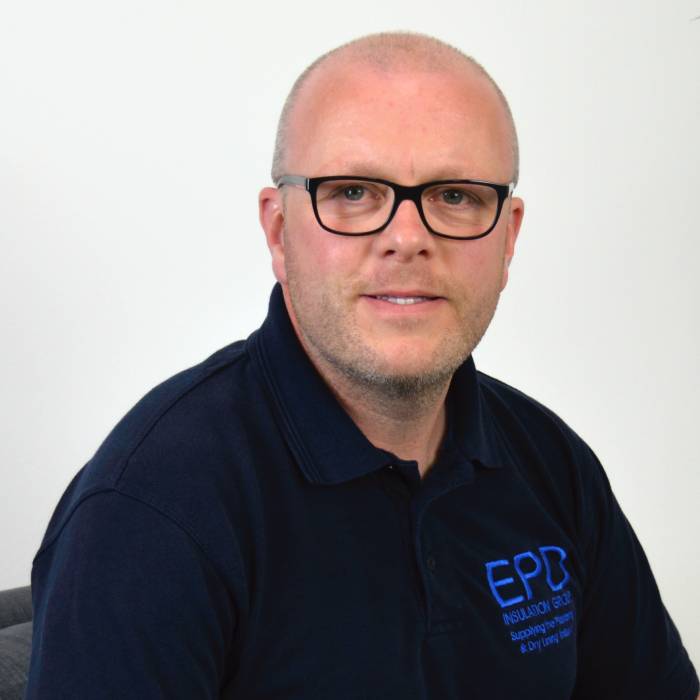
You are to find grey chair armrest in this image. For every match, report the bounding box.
[0,587,32,630]
[0,587,32,700]
[0,621,32,699]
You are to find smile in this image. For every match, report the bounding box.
[372,295,434,305]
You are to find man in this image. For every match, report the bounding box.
[26,31,698,699]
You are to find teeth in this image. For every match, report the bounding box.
[375,295,431,305]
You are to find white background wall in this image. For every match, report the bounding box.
[1,0,698,667]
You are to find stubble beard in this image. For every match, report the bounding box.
[284,244,502,408]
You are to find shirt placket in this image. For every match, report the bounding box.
[381,457,476,633]
[411,461,476,633]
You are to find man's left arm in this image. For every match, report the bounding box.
[570,444,698,699]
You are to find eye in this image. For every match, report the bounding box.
[441,189,474,206]
[425,184,487,209]
[342,184,365,201]
[317,180,388,206]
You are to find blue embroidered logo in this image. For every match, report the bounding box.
[484,545,575,655]
[485,545,570,608]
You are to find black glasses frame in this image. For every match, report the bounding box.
[275,174,514,240]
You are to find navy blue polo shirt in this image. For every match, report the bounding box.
[27,283,698,699]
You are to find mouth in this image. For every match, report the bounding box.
[368,295,437,305]
[363,290,444,305]
[360,292,446,313]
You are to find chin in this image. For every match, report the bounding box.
[379,337,460,367]
[366,345,463,383]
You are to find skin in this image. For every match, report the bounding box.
[259,55,524,478]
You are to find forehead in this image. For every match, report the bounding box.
[286,59,514,183]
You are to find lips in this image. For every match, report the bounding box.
[361,291,445,310]
[364,290,443,305]
[372,295,433,305]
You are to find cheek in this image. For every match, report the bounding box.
[453,240,502,280]
[447,238,508,305]
[288,226,369,287]
[282,213,319,278]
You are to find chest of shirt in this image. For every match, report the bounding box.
[226,457,583,699]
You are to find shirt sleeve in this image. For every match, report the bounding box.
[25,489,236,699]
[571,445,699,699]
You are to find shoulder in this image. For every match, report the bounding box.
[475,368,595,467]
[94,337,253,483]
[34,337,262,576]
[473,368,610,546]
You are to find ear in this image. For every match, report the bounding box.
[259,186,287,285]
[500,195,524,291]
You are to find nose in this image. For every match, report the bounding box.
[374,198,436,261]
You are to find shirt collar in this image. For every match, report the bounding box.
[250,283,505,485]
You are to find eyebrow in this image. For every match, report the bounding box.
[327,160,393,179]
[330,160,479,182]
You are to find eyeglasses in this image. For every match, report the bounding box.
[275,174,514,240]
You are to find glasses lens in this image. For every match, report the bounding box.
[315,179,395,234]
[422,183,500,238]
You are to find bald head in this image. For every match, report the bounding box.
[271,31,519,186]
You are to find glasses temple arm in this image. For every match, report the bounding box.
[275,175,310,190]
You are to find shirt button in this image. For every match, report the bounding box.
[426,555,437,572]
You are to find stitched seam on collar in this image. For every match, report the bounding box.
[251,327,322,483]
